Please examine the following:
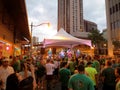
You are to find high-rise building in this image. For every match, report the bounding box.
[32,36,39,45]
[58,0,84,34]
[106,0,120,41]
[84,20,97,32]
[105,0,120,56]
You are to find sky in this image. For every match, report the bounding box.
[26,0,106,42]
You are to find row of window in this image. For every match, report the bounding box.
[111,20,120,30]
[110,2,120,15]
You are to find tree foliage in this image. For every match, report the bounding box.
[112,40,120,49]
[88,29,106,45]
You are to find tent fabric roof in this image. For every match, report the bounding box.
[44,28,92,48]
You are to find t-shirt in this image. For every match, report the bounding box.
[59,68,71,86]
[68,74,94,90]
[12,60,21,72]
[36,64,46,78]
[101,67,116,87]
[19,71,32,79]
[85,67,97,86]
[92,60,100,73]
[45,63,55,75]
[0,66,14,89]
[69,61,75,73]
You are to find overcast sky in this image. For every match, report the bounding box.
[26,0,106,41]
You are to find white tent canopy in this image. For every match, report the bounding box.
[43,28,92,48]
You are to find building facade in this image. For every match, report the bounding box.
[0,0,30,57]
[58,0,98,38]
[84,20,97,32]
[105,0,120,56]
[58,0,84,34]
[106,0,120,41]
[33,36,39,45]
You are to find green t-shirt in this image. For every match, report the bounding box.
[68,74,94,90]
[101,67,116,86]
[59,68,71,86]
[85,67,97,86]
[69,61,75,73]
[13,60,21,72]
[92,60,100,73]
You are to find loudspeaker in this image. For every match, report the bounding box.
[41,48,45,54]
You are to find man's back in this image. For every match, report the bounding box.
[85,66,97,86]
[45,62,55,75]
[59,68,71,86]
[68,73,94,90]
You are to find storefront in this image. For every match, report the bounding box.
[0,40,23,58]
[14,46,21,56]
[0,40,13,58]
[0,0,31,58]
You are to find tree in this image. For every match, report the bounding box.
[88,29,106,55]
[112,40,120,50]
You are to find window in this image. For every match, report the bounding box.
[118,20,120,28]
[116,4,118,12]
[115,21,118,29]
[119,2,120,10]
[113,6,115,13]
[110,8,112,14]
[111,23,112,30]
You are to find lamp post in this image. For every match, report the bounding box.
[30,22,50,56]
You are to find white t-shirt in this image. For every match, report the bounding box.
[0,66,14,89]
[19,71,32,79]
[45,63,55,75]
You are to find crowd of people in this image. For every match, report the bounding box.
[0,55,36,90]
[0,53,120,90]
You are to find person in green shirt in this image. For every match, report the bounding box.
[68,58,75,75]
[68,64,94,90]
[92,59,100,73]
[85,61,98,90]
[101,60,116,90]
[59,61,71,90]
[12,56,21,72]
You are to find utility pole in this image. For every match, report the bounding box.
[29,22,50,57]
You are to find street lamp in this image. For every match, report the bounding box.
[30,22,50,56]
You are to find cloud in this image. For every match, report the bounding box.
[83,0,106,31]
[26,0,57,30]
[26,0,106,41]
